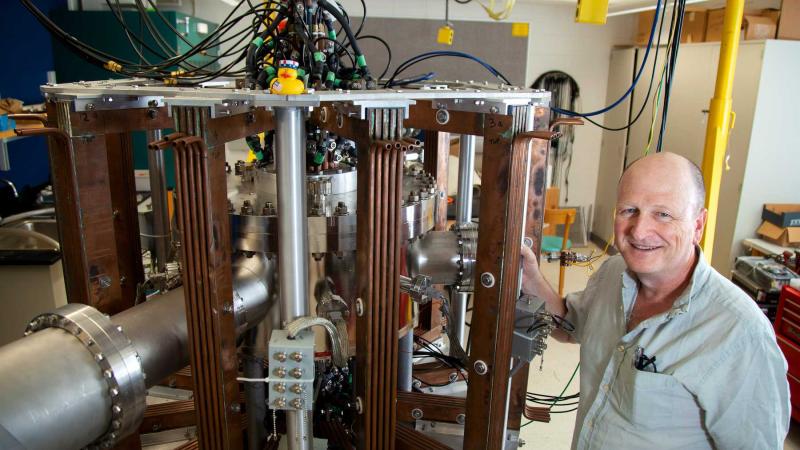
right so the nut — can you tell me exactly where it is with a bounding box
[474,360,488,375]
[480,272,495,288]
[411,408,423,419]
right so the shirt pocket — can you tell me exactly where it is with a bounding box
[613,363,682,429]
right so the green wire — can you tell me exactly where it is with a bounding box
[521,362,580,428]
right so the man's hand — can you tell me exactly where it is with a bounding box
[520,243,544,296]
[519,242,568,325]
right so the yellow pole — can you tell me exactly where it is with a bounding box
[700,0,745,260]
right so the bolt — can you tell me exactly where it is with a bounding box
[147,108,158,119]
[290,398,304,409]
[112,209,120,218]
[230,402,242,413]
[274,367,287,378]
[456,413,466,425]
[407,191,419,203]
[519,438,527,447]
[412,380,422,389]
[119,276,126,286]
[290,352,304,362]
[355,298,364,317]
[411,408,423,419]
[290,384,304,394]
[263,201,276,216]
[273,352,287,362]
[112,404,122,414]
[223,303,234,314]
[290,367,304,379]
[355,397,363,414]
[273,397,287,408]
[274,383,287,393]
[490,106,499,114]
[241,200,254,216]
[334,201,348,216]
[480,272,495,288]
[474,360,488,375]
[449,372,458,382]
[435,109,450,125]
[87,103,95,111]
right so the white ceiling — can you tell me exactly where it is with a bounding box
[515,0,781,15]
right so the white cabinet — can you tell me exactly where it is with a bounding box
[593,40,800,275]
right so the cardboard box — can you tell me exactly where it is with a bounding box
[758,221,800,247]
[706,8,779,41]
[778,0,800,40]
[763,204,800,228]
[636,9,707,45]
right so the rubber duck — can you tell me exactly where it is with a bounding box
[269,60,305,95]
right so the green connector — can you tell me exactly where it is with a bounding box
[264,66,277,76]
[313,52,326,62]
[252,36,264,48]
[356,54,367,68]
[297,68,307,77]
[326,71,336,82]
[313,151,325,165]
[328,30,336,40]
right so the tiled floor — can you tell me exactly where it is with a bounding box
[522,244,800,450]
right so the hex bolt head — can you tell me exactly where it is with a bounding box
[474,360,488,375]
[273,352,288,362]
[411,408,423,419]
[480,272,495,288]
[355,298,364,317]
[435,109,450,125]
[274,367,287,378]
[274,383,286,393]
[290,352,304,362]
[290,367,304,379]
[456,413,466,425]
[290,384,304,394]
[230,402,242,413]
[274,397,287,408]
[290,398,305,409]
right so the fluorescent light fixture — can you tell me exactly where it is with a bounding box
[219,0,239,6]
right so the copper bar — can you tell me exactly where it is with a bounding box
[205,107,275,147]
[70,107,172,134]
[171,108,240,449]
[463,116,530,449]
[406,101,484,136]
[395,422,452,450]
[105,131,145,307]
[396,392,465,423]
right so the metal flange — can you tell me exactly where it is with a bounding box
[25,304,147,448]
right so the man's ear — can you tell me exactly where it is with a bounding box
[694,208,708,244]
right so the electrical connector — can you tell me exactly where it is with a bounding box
[436,25,455,45]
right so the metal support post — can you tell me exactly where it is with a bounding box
[452,134,476,345]
[398,331,414,392]
[275,106,313,450]
[146,129,170,273]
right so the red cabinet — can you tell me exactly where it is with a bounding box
[775,286,800,421]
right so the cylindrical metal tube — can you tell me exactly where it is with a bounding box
[0,267,273,449]
[274,106,313,450]
[406,231,463,285]
[454,134,476,345]
[0,328,111,450]
[114,288,189,385]
[398,331,414,392]
[146,129,170,273]
[456,134,476,225]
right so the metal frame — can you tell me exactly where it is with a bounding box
[39,80,551,450]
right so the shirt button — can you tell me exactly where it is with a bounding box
[602,384,610,393]
[617,345,625,352]
[587,419,594,429]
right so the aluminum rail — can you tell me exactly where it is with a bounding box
[0,259,274,450]
[274,106,313,450]
[145,128,171,273]
[453,134,477,345]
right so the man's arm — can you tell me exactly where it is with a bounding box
[520,245,572,342]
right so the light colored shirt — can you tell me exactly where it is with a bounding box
[564,250,790,450]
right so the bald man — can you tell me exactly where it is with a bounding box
[521,153,790,449]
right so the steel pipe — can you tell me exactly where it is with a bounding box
[274,106,313,450]
[146,129,170,273]
[453,135,477,345]
[0,265,274,449]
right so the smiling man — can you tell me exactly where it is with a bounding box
[521,152,790,449]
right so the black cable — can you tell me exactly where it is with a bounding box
[657,0,686,152]
[356,35,391,80]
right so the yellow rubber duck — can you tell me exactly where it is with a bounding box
[269,60,305,95]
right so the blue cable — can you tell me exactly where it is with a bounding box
[387,71,436,87]
[553,0,663,117]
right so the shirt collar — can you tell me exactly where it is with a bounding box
[621,246,710,324]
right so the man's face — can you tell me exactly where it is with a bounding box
[613,160,707,280]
